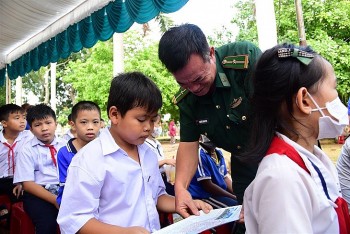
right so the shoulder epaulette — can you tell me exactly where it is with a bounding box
[172,88,189,104]
[222,54,249,69]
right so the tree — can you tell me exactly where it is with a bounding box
[233,0,350,103]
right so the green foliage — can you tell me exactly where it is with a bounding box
[234,0,350,103]
[0,86,5,106]
[62,41,113,121]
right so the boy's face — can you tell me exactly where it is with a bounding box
[72,110,101,143]
[1,111,26,133]
[109,106,158,146]
[30,116,57,144]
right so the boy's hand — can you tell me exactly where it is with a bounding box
[13,184,23,198]
[238,204,244,223]
[193,199,212,214]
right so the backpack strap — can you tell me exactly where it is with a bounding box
[266,136,350,234]
[266,136,310,174]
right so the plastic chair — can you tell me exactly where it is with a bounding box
[9,202,35,234]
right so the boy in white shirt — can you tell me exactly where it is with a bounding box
[0,104,32,224]
[57,72,211,234]
[14,103,66,234]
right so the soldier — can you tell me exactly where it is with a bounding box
[158,23,262,227]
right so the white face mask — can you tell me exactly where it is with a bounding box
[151,126,162,138]
[308,94,349,140]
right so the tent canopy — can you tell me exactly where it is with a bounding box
[0,0,188,86]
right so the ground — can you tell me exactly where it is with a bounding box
[161,138,345,169]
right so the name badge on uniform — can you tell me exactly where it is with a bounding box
[196,119,209,125]
[230,97,242,109]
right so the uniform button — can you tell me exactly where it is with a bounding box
[227,115,229,118]
[226,126,230,130]
[242,116,247,121]
[237,145,241,149]
[216,105,220,109]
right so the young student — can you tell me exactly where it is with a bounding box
[21,103,32,130]
[56,101,101,205]
[168,119,176,144]
[242,43,350,233]
[57,72,211,234]
[145,114,176,196]
[61,113,77,141]
[336,102,350,212]
[0,104,32,222]
[13,103,66,234]
[188,135,237,209]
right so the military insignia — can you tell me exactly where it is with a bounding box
[218,73,230,87]
[196,119,209,125]
[172,88,189,104]
[230,97,242,109]
[222,55,249,69]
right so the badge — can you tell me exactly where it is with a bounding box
[230,97,242,109]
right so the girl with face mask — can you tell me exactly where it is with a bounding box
[145,114,176,196]
[240,43,350,234]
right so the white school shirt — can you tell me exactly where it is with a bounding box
[57,128,166,234]
[13,136,66,185]
[145,137,166,173]
[244,133,341,234]
[0,130,33,178]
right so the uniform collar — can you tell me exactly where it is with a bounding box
[67,138,78,154]
[214,50,231,88]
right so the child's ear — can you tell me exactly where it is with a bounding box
[108,106,119,124]
[1,120,7,128]
[295,87,313,115]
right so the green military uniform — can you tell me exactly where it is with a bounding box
[174,41,262,204]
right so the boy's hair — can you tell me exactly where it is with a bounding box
[158,23,210,73]
[107,72,162,117]
[71,101,101,122]
[26,103,56,127]
[0,104,24,122]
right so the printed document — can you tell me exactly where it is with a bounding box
[153,205,242,234]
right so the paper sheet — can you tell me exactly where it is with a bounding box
[153,205,242,234]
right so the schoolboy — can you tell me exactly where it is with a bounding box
[13,103,66,234]
[61,113,77,141]
[56,101,101,205]
[188,135,237,209]
[0,104,32,222]
[57,72,211,234]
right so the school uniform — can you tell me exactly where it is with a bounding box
[145,137,175,195]
[0,130,32,202]
[57,128,166,234]
[13,135,66,234]
[189,148,237,208]
[56,138,77,205]
[61,129,74,141]
[244,133,343,234]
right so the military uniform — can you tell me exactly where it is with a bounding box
[174,41,262,204]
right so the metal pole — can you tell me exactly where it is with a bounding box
[295,0,307,46]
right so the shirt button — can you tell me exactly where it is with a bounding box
[216,105,220,109]
[242,116,247,121]
[237,145,241,149]
[226,126,230,130]
[227,115,229,118]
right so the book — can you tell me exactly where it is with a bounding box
[153,205,242,234]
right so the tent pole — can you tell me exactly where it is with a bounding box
[5,74,11,104]
[15,76,22,106]
[295,0,307,46]
[50,63,57,113]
